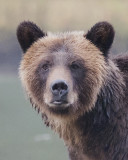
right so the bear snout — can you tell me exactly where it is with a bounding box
[50,80,69,105]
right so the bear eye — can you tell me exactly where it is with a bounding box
[42,63,51,71]
[70,62,80,70]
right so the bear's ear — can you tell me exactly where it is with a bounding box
[85,22,115,56]
[17,21,46,53]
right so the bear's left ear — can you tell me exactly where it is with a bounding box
[85,22,115,56]
[17,21,46,53]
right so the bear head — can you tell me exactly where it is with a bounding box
[17,21,114,120]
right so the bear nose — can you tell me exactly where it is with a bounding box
[51,80,68,97]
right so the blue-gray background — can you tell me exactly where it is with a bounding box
[0,0,128,159]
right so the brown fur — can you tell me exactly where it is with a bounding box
[17,21,128,160]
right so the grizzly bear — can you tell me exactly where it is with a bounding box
[17,21,128,160]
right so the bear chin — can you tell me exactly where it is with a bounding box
[48,105,70,115]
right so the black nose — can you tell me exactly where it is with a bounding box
[51,80,68,97]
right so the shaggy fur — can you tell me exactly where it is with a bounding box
[17,21,128,160]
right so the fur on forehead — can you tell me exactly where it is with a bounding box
[26,31,102,58]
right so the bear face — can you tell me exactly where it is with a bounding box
[18,22,114,120]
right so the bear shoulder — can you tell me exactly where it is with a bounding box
[113,54,128,73]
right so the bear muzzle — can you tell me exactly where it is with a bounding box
[50,80,69,106]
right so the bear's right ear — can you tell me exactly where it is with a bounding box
[17,21,46,53]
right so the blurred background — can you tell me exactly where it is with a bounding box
[0,0,128,160]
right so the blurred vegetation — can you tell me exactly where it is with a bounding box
[1,0,128,33]
[0,0,128,74]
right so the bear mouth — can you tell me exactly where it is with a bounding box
[49,99,70,108]
[48,100,70,114]
[51,100,68,106]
